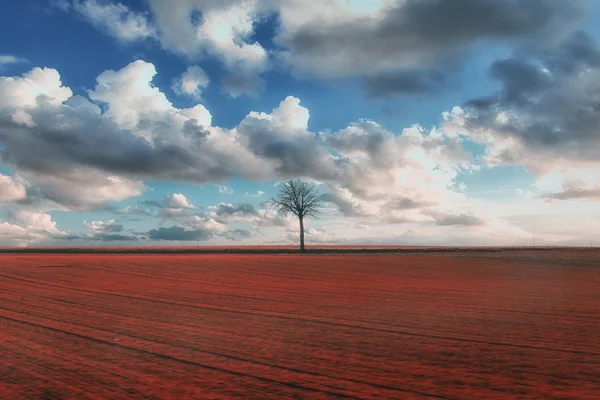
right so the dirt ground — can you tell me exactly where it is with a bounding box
[1,250,599,399]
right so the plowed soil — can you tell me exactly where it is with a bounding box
[1,250,599,399]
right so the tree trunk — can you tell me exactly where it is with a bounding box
[299,216,305,252]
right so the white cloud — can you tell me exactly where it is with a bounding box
[442,33,600,204]
[195,2,268,72]
[216,185,234,194]
[142,0,269,95]
[190,215,227,233]
[172,66,209,99]
[0,174,27,203]
[0,66,72,110]
[164,193,194,209]
[0,211,67,247]
[157,193,196,222]
[206,202,293,228]
[0,55,27,68]
[320,121,473,225]
[0,61,269,210]
[89,60,173,128]
[73,0,155,42]
[84,219,123,234]
[284,226,346,245]
[19,171,146,210]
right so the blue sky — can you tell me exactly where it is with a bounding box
[1,0,600,246]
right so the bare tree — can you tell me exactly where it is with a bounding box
[270,179,323,252]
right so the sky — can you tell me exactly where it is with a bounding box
[2,0,600,247]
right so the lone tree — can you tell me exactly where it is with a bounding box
[271,179,323,252]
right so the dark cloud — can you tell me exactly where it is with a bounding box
[94,233,139,242]
[325,120,392,160]
[319,192,357,217]
[364,69,447,97]
[460,30,600,168]
[486,58,553,103]
[213,203,258,218]
[287,0,581,60]
[55,231,139,242]
[222,229,252,241]
[148,226,215,241]
[205,202,292,228]
[283,0,582,96]
[98,223,123,233]
[0,114,194,178]
[114,205,153,216]
[541,188,600,202]
[429,212,485,226]
[0,81,267,211]
[222,68,266,98]
[182,119,211,140]
[386,197,435,211]
[545,30,600,73]
[141,200,162,208]
[237,110,337,180]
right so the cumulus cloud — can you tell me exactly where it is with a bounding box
[0,66,72,110]
[89,60,175,128]
[444,30,600,201]
[319,119,474,225]
[164,193,194,209]
[145,0,269,95]
[84,219,124,234]
[236,96,337,179]
[0,174,27,203]
[0,59,492,243]
[206,202,293,227]
[0,211,68,247]
[0,60,469,215]
[72,0,156,42]
[80,218,139,242]
[172,66,209,99]
[0,61,270,209]
[158,193,196,222]
[22,172,145,210]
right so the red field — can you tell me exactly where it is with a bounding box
[1,250,599,399]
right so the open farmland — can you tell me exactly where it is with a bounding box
[1,250,599,399]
